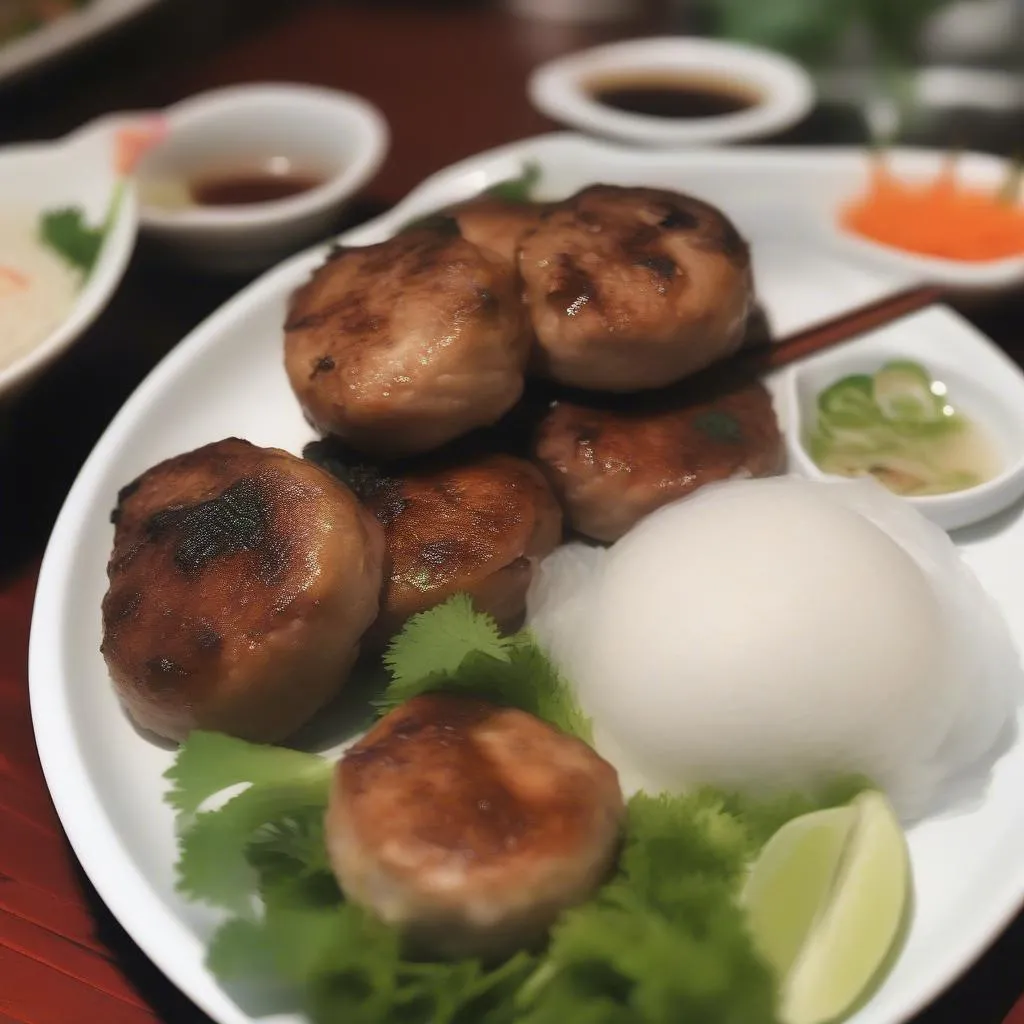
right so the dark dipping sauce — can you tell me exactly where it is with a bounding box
[588,73,760,119]
[190,170,323,207]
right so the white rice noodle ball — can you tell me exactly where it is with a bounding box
[526,476,1021,821]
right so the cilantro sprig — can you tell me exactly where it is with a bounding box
[39,179,126,276]
[376,594,592,743]
[165,595,868,1023]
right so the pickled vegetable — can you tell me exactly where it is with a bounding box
[806,361,1000,497]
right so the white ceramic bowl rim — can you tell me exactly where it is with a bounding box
[137,82,389,233]
[0,114,138,395]
[528,37,815,146]
[785,344,1024,531]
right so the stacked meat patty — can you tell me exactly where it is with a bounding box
[100,180,783,747]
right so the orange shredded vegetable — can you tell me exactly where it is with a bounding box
[841,159,1024,263]
[0,265,29,295]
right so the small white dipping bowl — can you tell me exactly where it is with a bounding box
[783,309,1024,531]
[528,37,815,147]
[136,83,389,273]
[0,114,137,399]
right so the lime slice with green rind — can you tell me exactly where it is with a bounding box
[741,790,911,1024]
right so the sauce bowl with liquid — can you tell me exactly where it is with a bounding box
[528,37,814,147]
[783,311,1024,531]
[135,83,388,273]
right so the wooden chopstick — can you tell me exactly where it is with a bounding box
[743,284,947,374]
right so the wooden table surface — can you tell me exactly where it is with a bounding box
[1,2,1024,1022]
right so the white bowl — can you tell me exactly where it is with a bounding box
[0,114,138,398]
[136,83,389,273]
[783,307,1024,532]
[528,37,815,147]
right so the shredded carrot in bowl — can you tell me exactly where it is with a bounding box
[840,160,1024,264]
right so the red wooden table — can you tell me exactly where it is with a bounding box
[1,2,1023,1022]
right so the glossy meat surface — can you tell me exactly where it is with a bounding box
[450,197,547,267]
[519,184,753,391]
[100,438,385,742]
[534,373,784,542]
[285,225,530,458]
[326,694,624,960]
[363,452,563,639]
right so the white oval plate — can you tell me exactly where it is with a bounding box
[29,132,1024,1024]
[0,113,139,396]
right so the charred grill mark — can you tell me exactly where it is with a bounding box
[104,588,142,626]
[143,475,284,580]
[547,253,597,317]
[368,480,408,526]
[633,254,677,280]
[194,623,223,651]
[310,355,335,378]
[111,477,142,524]
[658,205,700,231]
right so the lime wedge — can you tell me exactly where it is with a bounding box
[741,791,910,1024]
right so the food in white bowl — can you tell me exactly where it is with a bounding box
[528,37,815,147]
[135,83,389,274]
[527,476,1021,821]
[0,207,82,370]
[0,114,144,395]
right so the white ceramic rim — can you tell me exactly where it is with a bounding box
[528,37,816,146]
[0,114,138,395]
[784,350,1024,532]
[26,131,1024,1024]
[138,83,390,234]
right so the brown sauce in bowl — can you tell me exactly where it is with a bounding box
[190,170,324,207]
[587,73,760,119]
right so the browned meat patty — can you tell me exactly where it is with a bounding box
[533,373,784,542]
[284,225,530,458]
[519,185,754,391]
[360,452,563,641]
[449,197,548,267]
[100,438,385,743]
[326,694,624,961]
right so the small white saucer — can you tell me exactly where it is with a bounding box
[135,83,389,274]
[783,306,1024,532]
[528,37,815,147]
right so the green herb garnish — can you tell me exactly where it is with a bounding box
[166,595,869,1023]
[376,594,592,743]
[39,179,125,276]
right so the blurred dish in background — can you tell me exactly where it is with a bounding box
[0,0,161,85]
[529,37,815,146]
[134,83,389,274]
[0,114,143,397]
